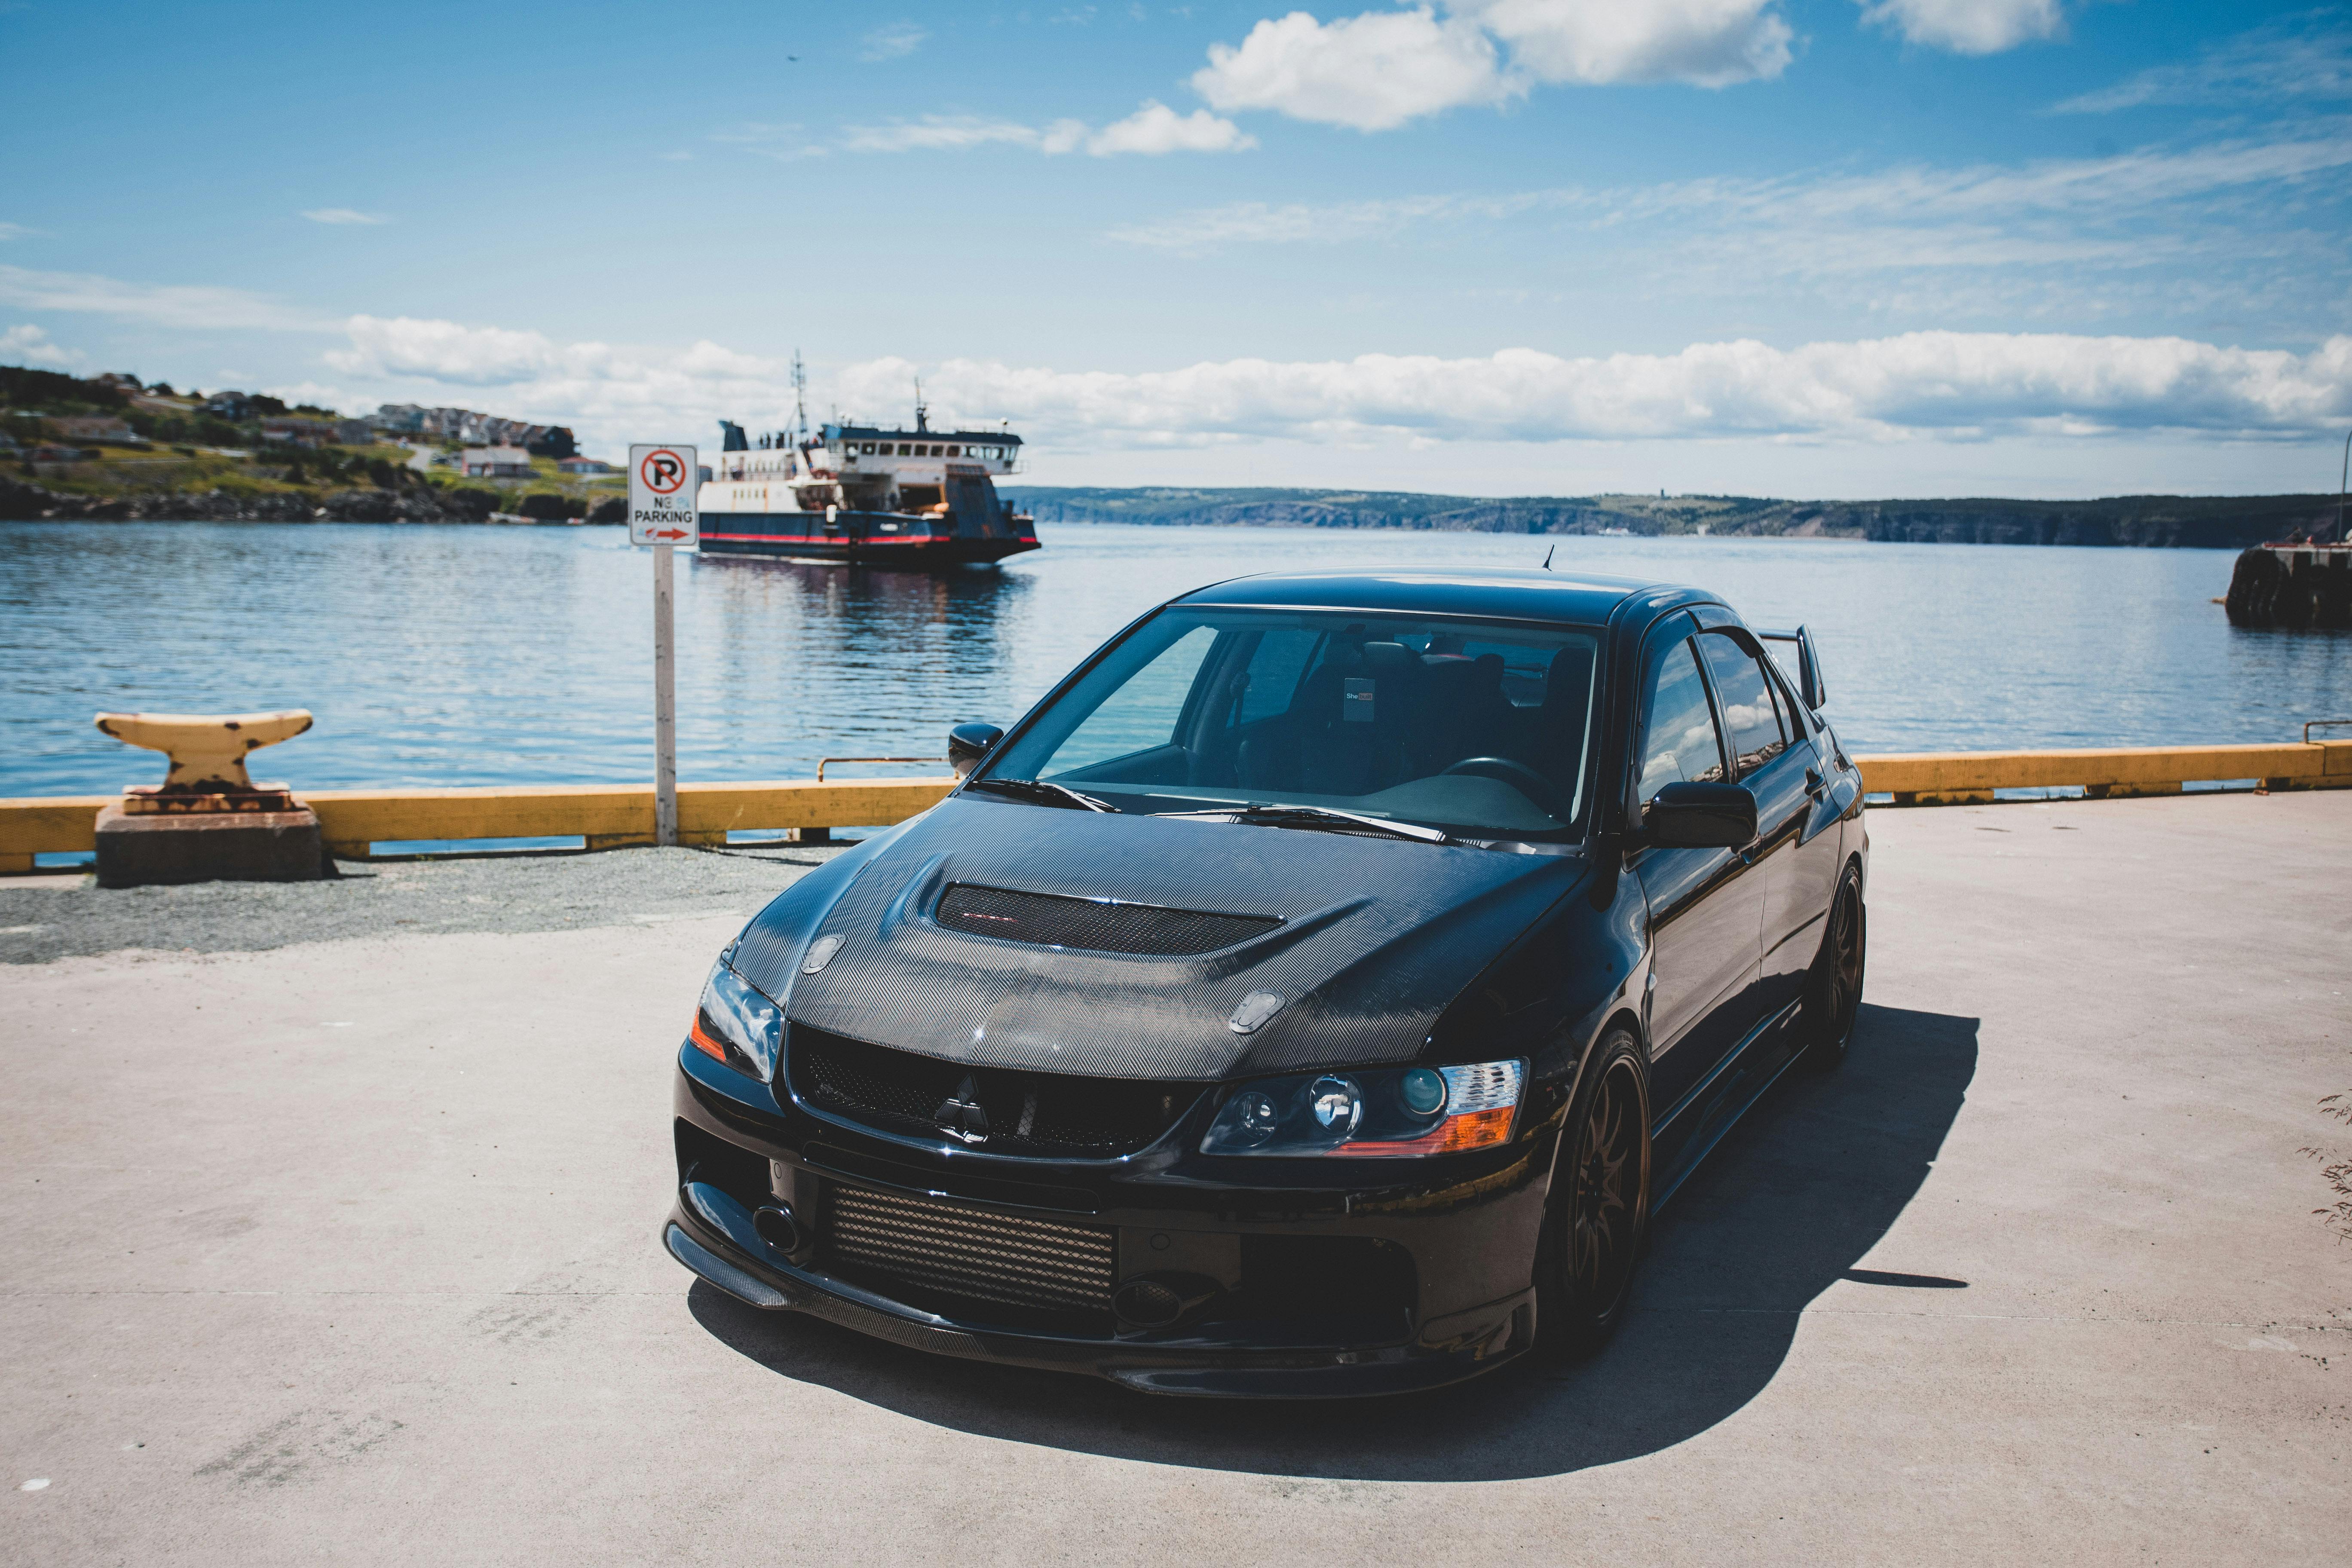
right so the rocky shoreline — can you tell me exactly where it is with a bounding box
[1006,487,2346,549]
[0,477,623,524]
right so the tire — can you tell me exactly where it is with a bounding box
[1534,1030,1651,1361]
[1803,862,1867,1070]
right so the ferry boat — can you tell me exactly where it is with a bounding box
[695,389,1038,568]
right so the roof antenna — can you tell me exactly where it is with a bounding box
[1540,544,1555,570]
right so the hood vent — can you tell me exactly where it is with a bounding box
[934,882,1280,956]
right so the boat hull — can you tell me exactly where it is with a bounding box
[697,511,1039,570]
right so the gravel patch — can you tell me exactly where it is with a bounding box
[0,844,845,964]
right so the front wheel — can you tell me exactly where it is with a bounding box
[1804,863,1866,1069]
[1534,1030,1651,1361]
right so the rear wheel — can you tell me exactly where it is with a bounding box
[1804,863,1866,1069]
[1535,1031,1651,1360]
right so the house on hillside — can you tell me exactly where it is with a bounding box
[556,456,616,476]
[202,392,252,421]
[260,417,336,448]
[43,414,141,445]
[460,445,534,478]
[371,403,427,434]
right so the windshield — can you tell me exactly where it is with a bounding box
[979,607,1603,840]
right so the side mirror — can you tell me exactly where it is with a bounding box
[1643,781,1757,849]
[1796,627,1827,710]
[948,722,1003,778]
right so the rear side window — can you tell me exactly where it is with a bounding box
[1697,632,1789,775]
[1637,640,1724,801]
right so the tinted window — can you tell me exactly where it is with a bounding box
[1237,628,1323,725]
[1036,625,1220,775]
[1697,632,1788,775]
[982,609,1603,838]
[1637,640,1724,801]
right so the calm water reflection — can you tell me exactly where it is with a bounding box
[1,521,2345,795]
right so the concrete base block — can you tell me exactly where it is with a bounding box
[93,803,328,888]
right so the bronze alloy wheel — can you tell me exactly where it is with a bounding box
[1806,864,1867,1069]
[1537,1032,1651,1359]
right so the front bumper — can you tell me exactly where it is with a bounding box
[663,1045,1553,1398]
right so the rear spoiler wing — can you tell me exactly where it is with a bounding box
[1755,625,1827,711]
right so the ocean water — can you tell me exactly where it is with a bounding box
[1,521,2345,799]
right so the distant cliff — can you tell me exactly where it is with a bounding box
[1003,487,2344,549]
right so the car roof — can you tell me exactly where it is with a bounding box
[1171,565,1719,626]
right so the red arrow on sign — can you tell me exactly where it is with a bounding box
[646,527,692,540]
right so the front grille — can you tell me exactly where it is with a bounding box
[788,1025,1203,1159]
[824,1186,1115,1324]
[934,882,1280,956]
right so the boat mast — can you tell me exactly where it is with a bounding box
[914,376,928,435]
[791,350,812,450]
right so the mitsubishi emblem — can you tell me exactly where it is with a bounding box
[936,1074,991,1144]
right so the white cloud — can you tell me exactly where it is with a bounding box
[0,264,331,331]
[1858,0,2064,57]
[2052,17,2352,113]
[1191,2,1790,131]
[1083,102,1258,154]
[711,122,830,160]
[1109,129,2352,266]
[860,21,928,61]
[2,323,78,367]
[850,334,2352,445]
[1194,8,1512,131]
[0,222,45,241]
[315,313,2352,454]
[302,207,390,226]
[263,380,350,410]
[842,106,1253,156]
[1463,0,1792,88]
[328,315,579,385]
[844,116,1055,152]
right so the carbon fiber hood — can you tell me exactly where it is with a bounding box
[729,795,1588,1081]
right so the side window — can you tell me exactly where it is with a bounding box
[1697,632,1789,775]
[1237,629,1323,725]
[1036,625,1219,776]
[1637,640,1724,802]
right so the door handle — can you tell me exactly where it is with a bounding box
[1805,767,1827,800]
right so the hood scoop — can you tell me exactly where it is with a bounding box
[934,882,1281,957]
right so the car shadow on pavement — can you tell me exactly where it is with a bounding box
[688,1002,1978,1482]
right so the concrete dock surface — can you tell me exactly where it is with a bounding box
[3,792,2348,1565]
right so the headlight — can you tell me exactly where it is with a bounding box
[687,962,782,1081]
[1200,1059,1525,1157]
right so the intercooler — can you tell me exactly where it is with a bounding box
[823,1186,1117,1322]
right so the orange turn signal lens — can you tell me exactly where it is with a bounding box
[1329,1106,1515,1158]
[689,1014,729,1063]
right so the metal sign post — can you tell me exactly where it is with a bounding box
[628,444,699,847]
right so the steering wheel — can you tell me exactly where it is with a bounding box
[1438,756,1565,819]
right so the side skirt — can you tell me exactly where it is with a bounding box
[1649,995,1807,1213]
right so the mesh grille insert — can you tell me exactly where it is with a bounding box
[788,1026,1204,1159]
[825,1186,1115,1323]
[935,883,1280,956]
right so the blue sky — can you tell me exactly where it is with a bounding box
[4,0,2349,496]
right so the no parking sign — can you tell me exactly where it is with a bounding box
[628,444,699,547]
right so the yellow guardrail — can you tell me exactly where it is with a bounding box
[0,776,959,875]
[3,742,2348,873]
[1858,740,2352,805]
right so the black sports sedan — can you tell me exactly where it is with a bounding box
[664,567,1867,1396]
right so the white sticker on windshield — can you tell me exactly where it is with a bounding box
[1343,678,1375,722]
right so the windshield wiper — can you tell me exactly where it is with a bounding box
[964,777,1121,813]
[1159,802,1454,845]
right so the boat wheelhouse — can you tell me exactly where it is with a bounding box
[695,407,1038,568]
